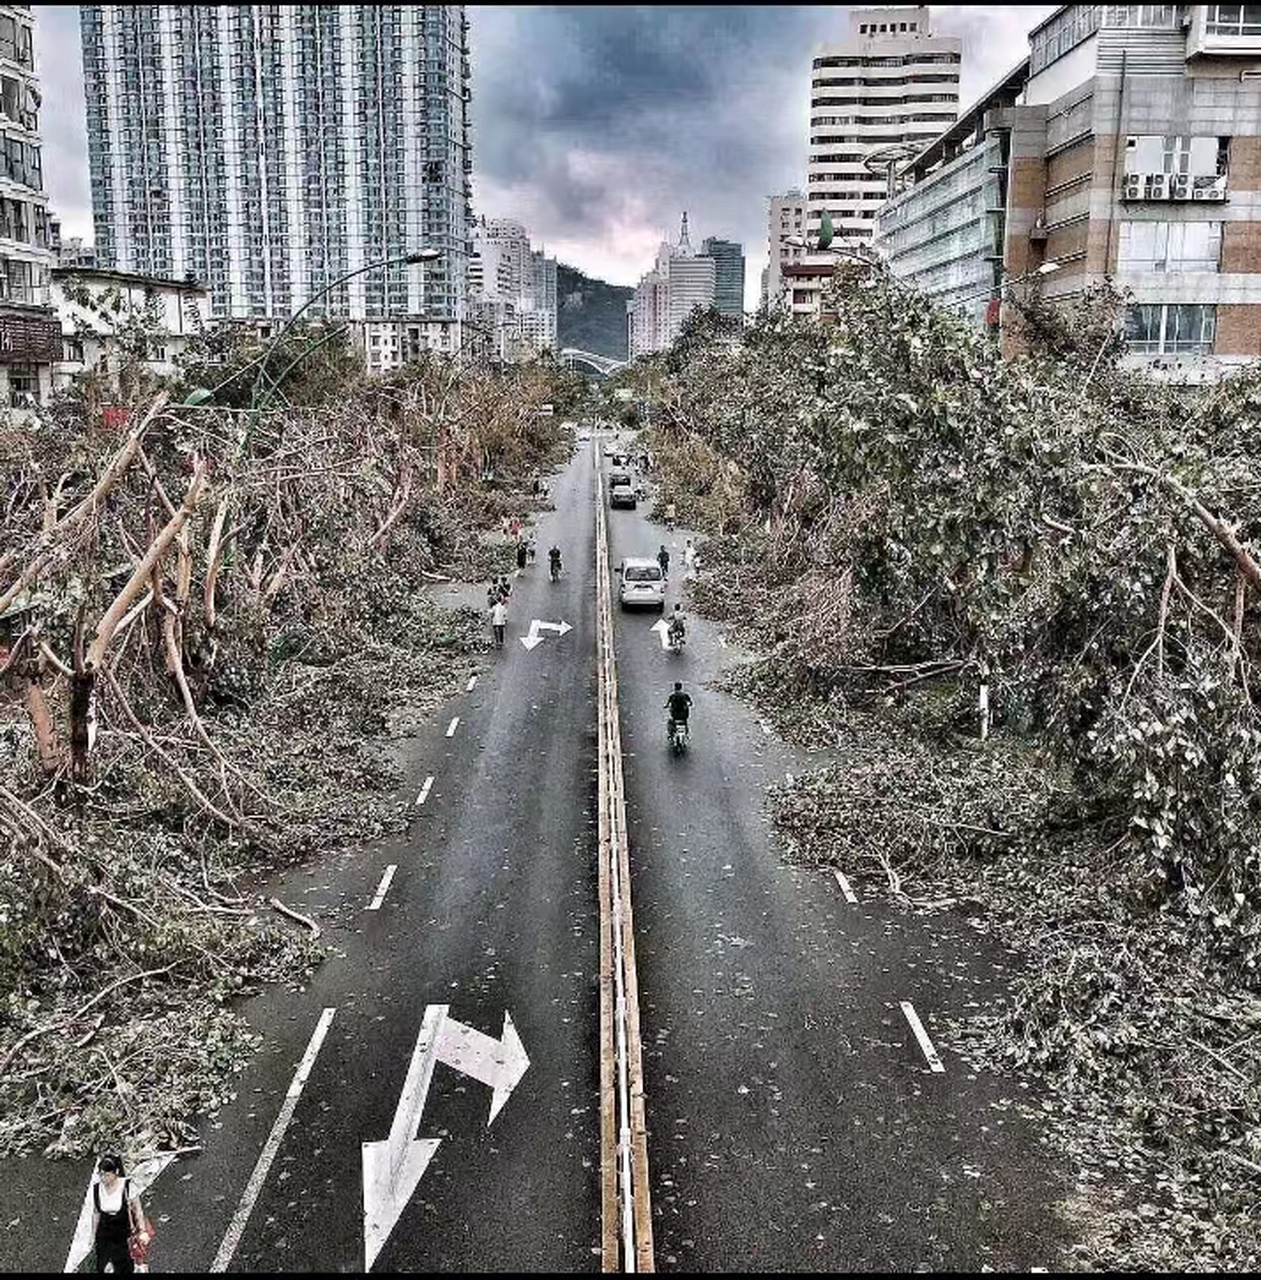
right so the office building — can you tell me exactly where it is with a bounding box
[700,236,746,317]
[628,213,716,356]
[79,5,472,327]
[808,6,960,247]
[0,4,58,409]
[875,4,1261,379]
[465,215,558,363]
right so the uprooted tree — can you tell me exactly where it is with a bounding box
[0,346,583,1156]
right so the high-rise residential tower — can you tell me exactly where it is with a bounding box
[700,237,746,317]
[808,6,960,245]
[79,5,472,325]
[0,4,58,407]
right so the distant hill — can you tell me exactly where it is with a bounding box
[557,263,632,362]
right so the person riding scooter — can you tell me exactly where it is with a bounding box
[667,604,686,650]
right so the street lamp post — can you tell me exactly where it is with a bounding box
[249,248,441,412]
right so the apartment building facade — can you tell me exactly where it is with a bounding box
[628,214,716,356]
[808,6,960,247]
[80,5,472,327]
[877,4,1261,379]
[762,189,808,310]
[0,4,58,408]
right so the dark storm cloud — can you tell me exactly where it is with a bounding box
[468,5,1053,299]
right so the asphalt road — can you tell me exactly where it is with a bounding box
[8,435,1072,1273]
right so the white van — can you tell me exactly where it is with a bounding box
[618,557,665,610]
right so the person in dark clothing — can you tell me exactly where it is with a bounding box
[665,681,692,727]
[516,540,528,571]
[92,1153,149,1274]
[657,544,670,581]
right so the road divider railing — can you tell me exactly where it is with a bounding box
[595,464,655,1273]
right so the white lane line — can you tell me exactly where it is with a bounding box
[900,1001,946,1073]
[466,675,478,692]
[416,775,434,806]
[210,1007,336,1272]
[445,716,460,738]
[367,864,398,911]
[832,868,858,904]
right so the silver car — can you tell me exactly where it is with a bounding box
[618,557,666,610]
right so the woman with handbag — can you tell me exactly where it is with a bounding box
[92,1153,152,1273]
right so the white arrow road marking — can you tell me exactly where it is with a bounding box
[832,868,858,904]
[367,864,398,911]
[362,1006,530,1271]
[211,1008,336,1272]
[520,619,572,650]
[416,775,434,806]
[434,1011,530,1126]
[64,1153,177,1273]
[649,618,672,650]
[900,1001,946,1073]
[445,716,459,737]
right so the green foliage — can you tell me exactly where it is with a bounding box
[557,262,633,360]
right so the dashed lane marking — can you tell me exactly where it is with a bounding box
[367,864,398,911]
[900,1000,946,1073]
[832,868,858,904]
[210,1007,336,1271]
[416,775,434,806]
[446,716,460,738]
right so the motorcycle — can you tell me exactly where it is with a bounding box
[667,620,686,652]
[667,717,689,755]
[549,558,562,582]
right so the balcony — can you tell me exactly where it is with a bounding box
[1121,172,1228,202]
[1186,5,1261,57]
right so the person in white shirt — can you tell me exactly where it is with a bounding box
[683,539,697,577]
[92,1152,150,1274]
[490,599,508,648]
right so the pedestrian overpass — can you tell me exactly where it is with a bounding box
[560,348,629,377]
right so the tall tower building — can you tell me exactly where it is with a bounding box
[808,6,960,245]
[79,5,472,324]
[0,4,58,407]
[700,236,746,317]
[666,212,716,337]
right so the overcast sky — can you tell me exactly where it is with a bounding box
[34,5,1055,309]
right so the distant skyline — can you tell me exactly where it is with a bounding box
[34,5,1055,310]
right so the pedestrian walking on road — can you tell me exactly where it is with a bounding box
[491,598,507,649]
[487,580,500,610]
[92,1153,152,1275]
[527,535,536,564]
[516,540,528,571]
[510,516,523,541]
[657,544,670,582]
[664,500,676,532]
[684,539,697,578]
[498,575,512,602]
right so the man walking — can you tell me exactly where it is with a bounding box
[490,597,508,649]
[683,539,697,578]
[657,543,670,582]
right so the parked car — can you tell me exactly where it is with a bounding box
[609,471,636,508]
[618,557,666,610]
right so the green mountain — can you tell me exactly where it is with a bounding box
[557,263,632,362]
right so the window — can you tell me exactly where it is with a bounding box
[1206,4,1261,34]
[1126,134,1230,179]
[1125,303,1216,355]
[1119,221,1221,273]
[8,364,37,405]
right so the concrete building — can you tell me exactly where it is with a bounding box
[876,4,1261,379]
[700,236,746,317]
[628,214,717,356]
[52,265,208,388]
[49,215,98,270]
[762,189,809,309]
[79,5,472,326]
[0,4,58,409]
[466,216,557,361]
[808,6,960,247]
[360,316,459,373]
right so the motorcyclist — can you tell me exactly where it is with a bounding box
[548,544,562,581]
[665,681,692,742]
[667,604,686,648]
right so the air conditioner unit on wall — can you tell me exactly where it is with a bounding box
[1146,173,1171,200]
[1171,173,1192,199]
[1122,176,1143,200]
[1203,186,1226,201]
